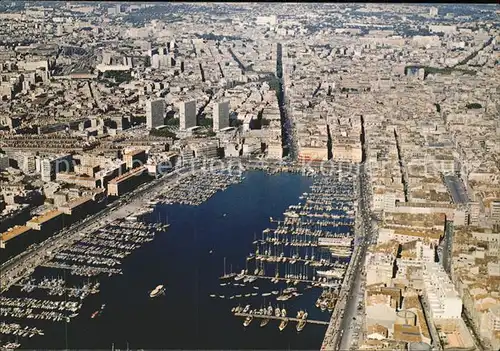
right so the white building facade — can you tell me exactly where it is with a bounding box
[422,262,462,319]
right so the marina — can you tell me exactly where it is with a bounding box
[1,169,358,349]
[0,323,44,338]
[203,167,358,334]
[0,216,169,349]
[14,277,100,298]
[157,170,245,206]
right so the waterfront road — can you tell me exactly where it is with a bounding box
[321,162,375,350]
[339,162,375,350]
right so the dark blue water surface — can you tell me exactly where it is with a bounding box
[19,171,336,350]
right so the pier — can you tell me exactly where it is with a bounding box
[234,312,329,326]
[240,274,340,287]
[158,170,244,206]
[40,262,122,276]
[252,254,347,268]
[14,283,99,295]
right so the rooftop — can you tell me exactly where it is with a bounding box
[1,225,32,242]
[27,209,63,225]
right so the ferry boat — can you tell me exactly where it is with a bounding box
[279,318,289,331]
[150,285,165,298]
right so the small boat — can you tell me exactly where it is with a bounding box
[276,294,291,301]
[243,305,250,313]
[279,318,289,331]
[246,276,257,283]
[296,319,306,332]
[320,302,327,312]
[210,294,216,298]
[219,295,225,299]
[150,285,165,298]
[262,292,272,297]
[271,290,279,295]
[281,308,287,318]
[220,283,227,286]
[243,316,253,327]
[91,310,99,319]
[260,318,270,327]
[275,307,281,317]
[234,270,245,281]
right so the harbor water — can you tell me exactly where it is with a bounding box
[14,171,345,349]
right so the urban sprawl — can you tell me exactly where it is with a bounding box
[0,2,499,351]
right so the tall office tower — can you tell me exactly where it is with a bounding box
[146,99,164,129]
[213,101,230,131]
[429,7,438,17]
[116,4,122,14]
[179,100,197,130]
